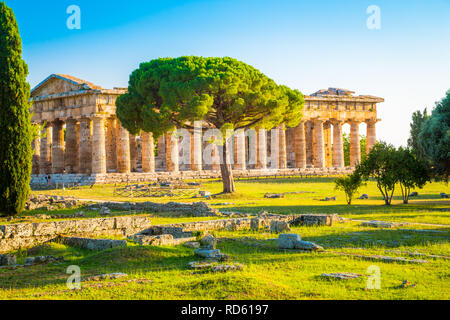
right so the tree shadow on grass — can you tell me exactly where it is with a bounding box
[222,202,450,216]
[0,245,196,290]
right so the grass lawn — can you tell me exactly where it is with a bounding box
[0,177,448,300]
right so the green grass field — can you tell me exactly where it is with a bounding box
[0,177,448,300]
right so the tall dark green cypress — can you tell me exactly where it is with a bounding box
[0,2,32,216]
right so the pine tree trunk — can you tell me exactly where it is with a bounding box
[220,138,236,193]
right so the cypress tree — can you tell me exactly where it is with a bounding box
[0,2,32,216]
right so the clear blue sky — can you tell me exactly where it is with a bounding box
[7,0,450,146]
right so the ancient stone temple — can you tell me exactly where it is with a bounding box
[29,75,384,185]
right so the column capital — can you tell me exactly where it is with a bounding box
[365,118,380,125]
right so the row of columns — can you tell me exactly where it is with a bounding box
[32,118,377,175]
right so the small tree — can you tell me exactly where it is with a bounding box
[407,109,428,160]
[418,90,450,181]
[0,2,33,216]
[395,147,429,204]
[335,173,363,205]
[356,142,398,205]
[116,57,304,193]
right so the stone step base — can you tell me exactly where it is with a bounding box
[31,168,354,186]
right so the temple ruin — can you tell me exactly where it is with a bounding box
[29,74,384,185]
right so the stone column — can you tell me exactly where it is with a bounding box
[91,117,107,174]
[332,121,345,168]
[191,126,202,171]
[305,122,314,167]
[211,141,220,171]
[313,120,325,168]
[116,123,131,173]
[52,120,65,174]
[39,125,52,174]
[32,136,40,174]
[278,125,287,169]
[294,122,306,168]
[129,134,138,172]
[256,129,267,169]
[234,129,246,170]
[166,132,179,172]
[350,121,361,166]
[65,119,78,174]
[79,118,92,174]
[366,120,377,154]
[324,122,332,168]
[142,131,155,173]
[106,118,118,172]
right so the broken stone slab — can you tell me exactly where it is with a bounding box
[270,220,291,233]
[0,254,17,266]
[24,255,64,265]
[277,234,302,249]
[184,241,201,249]
[321,272,362,280]
[264,193,284,199]
[86,273,128,282]
[194,248,222,259]
[211,263,245,273]
[194,248,229,261]
[59,237,127,251]
[361,220,402,228]
[188,261,214,270]
[129,234,173,246]
[294,240,324,252]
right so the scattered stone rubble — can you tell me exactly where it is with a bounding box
[24,255,64,265]
[25,195,84,211]
[86,273,128,282]
[0,254,16,266]
[189,234,244,273]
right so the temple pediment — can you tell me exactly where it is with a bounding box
[31,74,102,98]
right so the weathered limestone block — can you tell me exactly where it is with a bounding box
[129,234,174,246]
[270,220,291,233]
[292,214,339,227]
[200,234,216,249]
[277,234,302,249]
